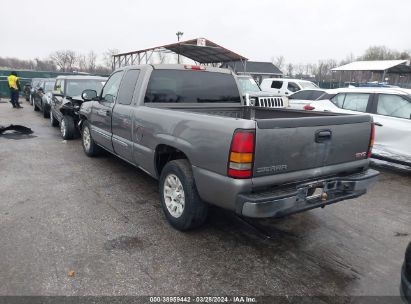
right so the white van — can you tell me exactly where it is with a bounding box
[260,78,319,96]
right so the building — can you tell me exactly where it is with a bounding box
[331,60,411,88]
[221,61,283,84]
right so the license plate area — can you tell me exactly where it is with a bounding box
[299,180,339,202]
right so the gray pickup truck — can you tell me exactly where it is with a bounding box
[79,64,379,231]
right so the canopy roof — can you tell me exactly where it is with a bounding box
[221,61,283,75]
[332,60,410,73]
[113,38,247,66]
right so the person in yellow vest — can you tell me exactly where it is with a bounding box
[8,71,22,108]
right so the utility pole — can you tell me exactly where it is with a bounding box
[176,31,183,64]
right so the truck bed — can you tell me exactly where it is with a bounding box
[168,105,372,178]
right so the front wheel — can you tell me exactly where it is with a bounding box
[50,111,58,127]
[33,99,39,111]
[43,105,50,118]
[60,115,78,140]
[81,121,101,157]
[159,159,208,231]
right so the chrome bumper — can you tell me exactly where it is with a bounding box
[238,169,379,218]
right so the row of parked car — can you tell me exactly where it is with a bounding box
[26,72,411,167]
[26,76,107,139]
[237,75,411,166]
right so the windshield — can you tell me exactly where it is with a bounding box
[66,79,105,97]
[299,81,319,89]
[44,81,55,92]
[238,77,261,93]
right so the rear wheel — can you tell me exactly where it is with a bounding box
[159,159,208,231]
[81,121,101,157]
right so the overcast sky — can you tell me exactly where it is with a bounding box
[1,0,410,65]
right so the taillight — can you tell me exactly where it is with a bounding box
[367,123,375,158]
[304,104,315,111]
[184,65,206,71]
[228,130,255,179]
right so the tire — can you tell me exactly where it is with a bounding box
[50,111,59,127]
[81,121,101,157]
[60,115,77,140]
[33,100,39,111]
[159,159,208,231]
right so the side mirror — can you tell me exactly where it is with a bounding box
[81,89,98,101]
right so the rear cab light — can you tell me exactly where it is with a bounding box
[228,130,255,179]
[367,122,375,158]
[184,65,206,71]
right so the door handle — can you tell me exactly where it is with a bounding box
[374,122,383,127]
[315,129,332,143]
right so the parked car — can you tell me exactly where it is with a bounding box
[260,78,319,96]
[288,89,326,110]
[29,78,43,105]
[401,241,411,303]
[78,64,378,231]
[32,78,55,118]
[49,76,106,139]
[306,88,411,165]
[236,75,288,108]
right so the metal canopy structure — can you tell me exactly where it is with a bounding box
[112,38,248,69]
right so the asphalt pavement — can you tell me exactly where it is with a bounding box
[0,100,410,300]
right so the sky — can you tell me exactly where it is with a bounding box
[0,0,410,65]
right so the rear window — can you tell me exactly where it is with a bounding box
[144,70,241,103]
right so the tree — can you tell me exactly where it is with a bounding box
[286,63,293,77]
[50,50,77,72]
[272,56,285,72]
[86,51,97,72]
[103,48,119,69]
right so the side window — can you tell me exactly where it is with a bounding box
[376,94,411,119]
[54,80,65,94]
[287,82,300,93]
[117,70,140,105]
[342,93,370,112]
[330,94,345,108]
[101,71,124,103]
[289,90,311,100]
[310,90,326,100]
[270,81,283,89]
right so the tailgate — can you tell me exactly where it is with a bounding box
[253,115,372,177]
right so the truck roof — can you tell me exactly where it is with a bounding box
[117,64,233,74]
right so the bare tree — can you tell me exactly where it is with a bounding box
[286,63,293,77]
[87,51,97,72]
[50,50,77,72]
[103,48,119,69]
[272,56,285,72]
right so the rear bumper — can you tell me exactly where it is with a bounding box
[237,169,379,218]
